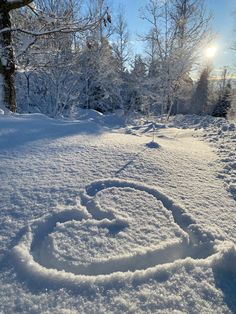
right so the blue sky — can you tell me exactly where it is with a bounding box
[112,0,236,73]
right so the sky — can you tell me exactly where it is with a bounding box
[112,0,236,76]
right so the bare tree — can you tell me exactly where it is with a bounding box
[112,8,130,73]
[141,0,211,119]
[87,0,113,44]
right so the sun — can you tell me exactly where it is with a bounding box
[205,46,217,59]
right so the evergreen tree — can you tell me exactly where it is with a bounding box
[212,82,232,118]
[78,37,122,113]
[192,67,210,114]
[131,55,147,78]
[124,55,147,113]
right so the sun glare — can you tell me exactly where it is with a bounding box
[205,46,217,59]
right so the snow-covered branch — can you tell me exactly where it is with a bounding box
[0,0,34,11]
[0,11,109,37]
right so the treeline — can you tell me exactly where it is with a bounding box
[12,0,235,119]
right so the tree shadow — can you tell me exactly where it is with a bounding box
[114,146,150,176]
[0,114,106,151]
[213,267,236,313]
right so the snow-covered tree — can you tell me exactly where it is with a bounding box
[212,82,232,118]
[141,0,211,118]
[0,0,109,113]
[192,67,210,114]
[125,55,146,113]
[0,0,34,112]
[228,91,236,120]
[14,0,83,116]
[131,55,147,79]
[78,36,122,113]
[145,29,160,79]
[112,9,130,74]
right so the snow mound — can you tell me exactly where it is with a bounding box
[74,109,126,128]
[169,114,236,202]
[11,178,235,288]
[124,120,166,137]
[169,114,227,130]
[212,242,236,274]
[76,109,104,121]
[0,104,11,115]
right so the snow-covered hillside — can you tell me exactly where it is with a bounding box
[0,112,236,313]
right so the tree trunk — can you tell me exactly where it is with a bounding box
[0,9,16,112]
[166,95,173,121]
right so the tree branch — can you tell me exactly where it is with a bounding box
[1,0,34,11]
[0,9,108,36]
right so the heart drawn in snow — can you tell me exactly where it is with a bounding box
[12,178,232,287]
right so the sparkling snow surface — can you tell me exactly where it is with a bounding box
[0,113,236,313]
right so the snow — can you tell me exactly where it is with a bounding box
[0,112,236,313]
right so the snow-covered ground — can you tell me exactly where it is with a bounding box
[0,112,236,313]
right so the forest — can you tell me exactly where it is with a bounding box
[0,0,235,120]
[1,1,236,313]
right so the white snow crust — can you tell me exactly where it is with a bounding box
[0,112,236,313]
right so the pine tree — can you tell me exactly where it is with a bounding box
[78,37,122,113]
[212,82,232,118]
[124,55,147,113]
[192,67,210,115]
[131,55,147,78]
